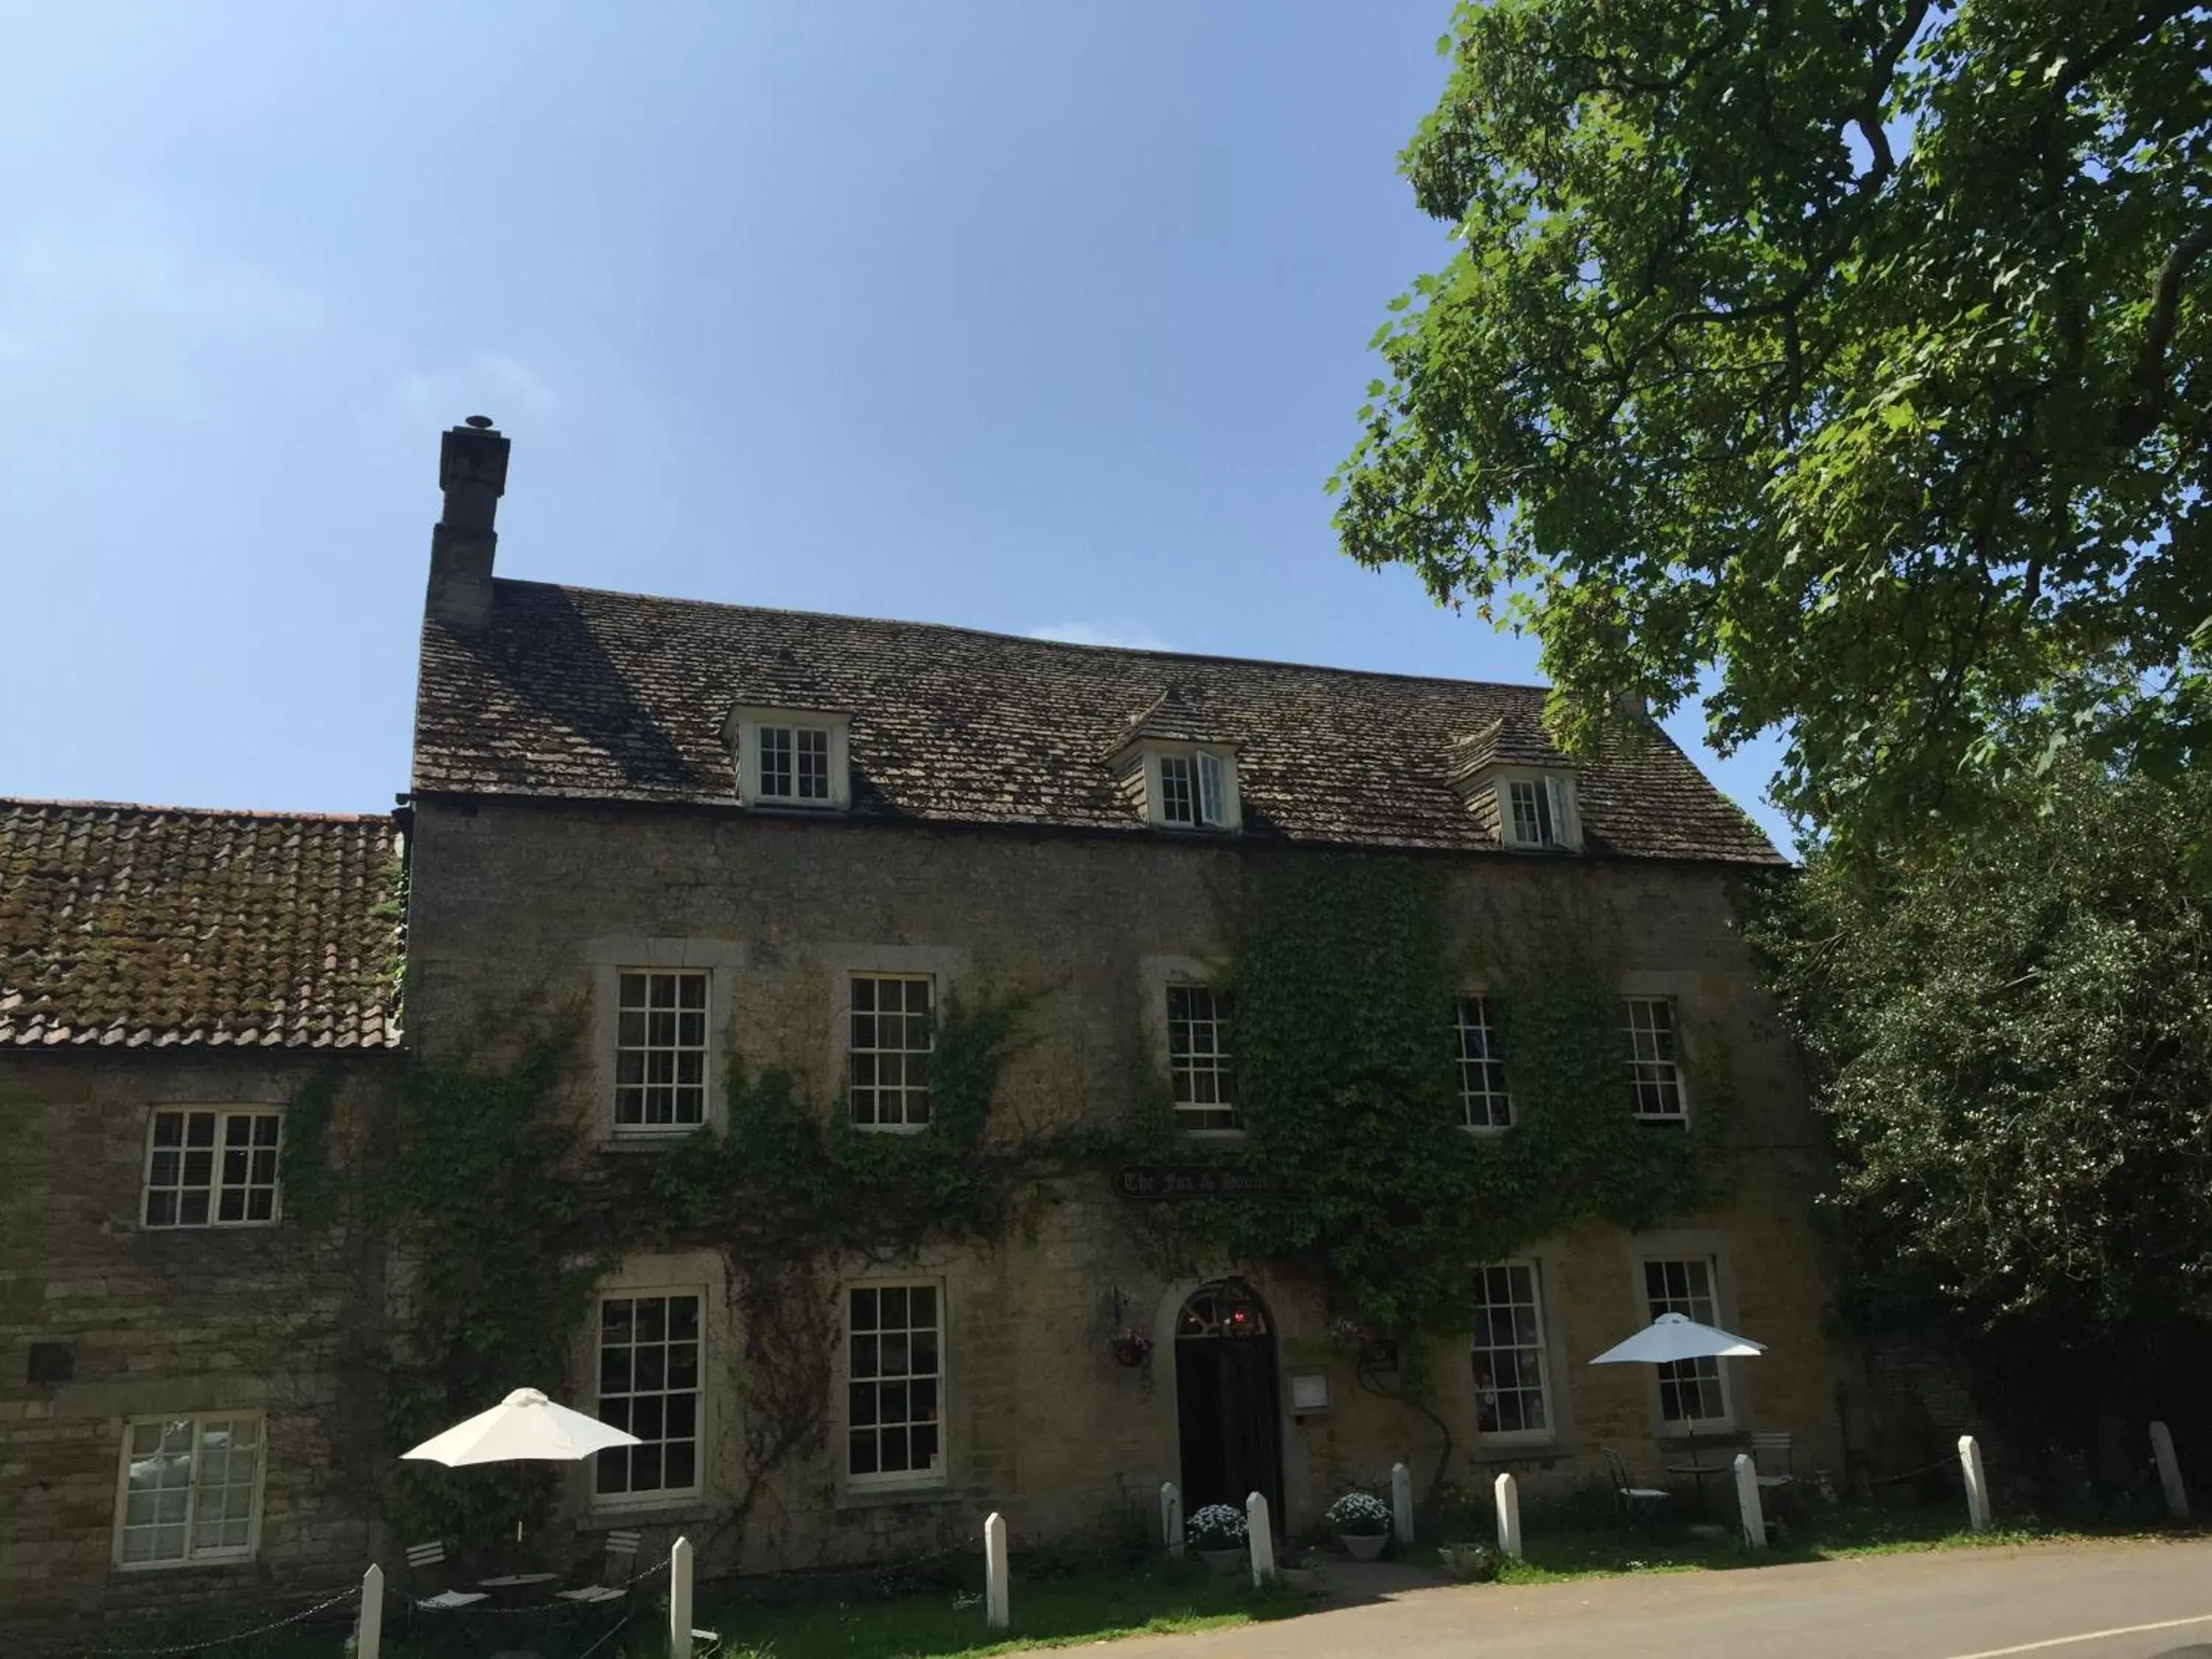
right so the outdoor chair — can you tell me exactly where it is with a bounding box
[1601,1446,1671,1530]
[403,1540,488,1611]
[557,1528,641,1607]
[1750,1432,1796,1492]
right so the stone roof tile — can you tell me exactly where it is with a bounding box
[411,580,1782,865]
[0,800,404,1049]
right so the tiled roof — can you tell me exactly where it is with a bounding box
[413,580,1783,864]
[1447,711,1566,785]
[0,801,404,1049]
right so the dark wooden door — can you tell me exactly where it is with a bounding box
[1175,1285,1283,1528]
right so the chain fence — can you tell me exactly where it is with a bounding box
[41,1587,358,1659]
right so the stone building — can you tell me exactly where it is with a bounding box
[0,415,1857,1634]
[0,801,401,1635]
[404,417,1854,1571]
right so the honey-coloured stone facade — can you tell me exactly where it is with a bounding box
[403,794,1857,1574]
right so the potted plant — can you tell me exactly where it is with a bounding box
[1326,1491,1393,1561]
[1107,1327,1153,1368]
[1187,1503,1248,1573]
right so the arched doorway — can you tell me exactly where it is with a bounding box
[1175,1279,1283,1524]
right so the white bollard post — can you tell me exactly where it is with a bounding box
[1161,1481,1184,1557]
[984,1512,1010,1630]
[669,1536,695,1659]
[1246,1492,1276,1585]
[1959,1435,1992,1533]
[1733,1453,1767,1551]
[355,1563,383,1659]
[1391,1461,1415,1545]
[2152,1422,2191,1523]
[1493,1472,1522,1559]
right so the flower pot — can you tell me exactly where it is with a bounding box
[1339,1531,1388,1562]
[1200,1545,1247,1575]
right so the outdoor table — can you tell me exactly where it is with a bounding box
[478,1571,562,1615]
[1664,1455,1731,1516]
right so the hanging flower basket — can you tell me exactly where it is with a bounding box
[1108,1328,1154,1368]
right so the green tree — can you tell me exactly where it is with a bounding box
[1335,0,2211,852]
[1747,762,2212,1444]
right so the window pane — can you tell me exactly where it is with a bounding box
[1471,1261,1548,1436]
[848,977,933,1129]
[613,972,710,1133]
[595,1292,701,1497]
[848,1281,942,1483]
[1166,986,1238,1130]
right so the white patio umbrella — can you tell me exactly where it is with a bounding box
[402,1387,640,1467]
[1588,1312,1765,1366]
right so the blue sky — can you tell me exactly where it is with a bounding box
[0,3,1792,850]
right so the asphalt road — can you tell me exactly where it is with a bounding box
[1008,1540,2212,1659]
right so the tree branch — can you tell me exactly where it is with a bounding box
[2119,222,2212,446]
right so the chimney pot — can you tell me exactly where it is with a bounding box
[425,417,510,630]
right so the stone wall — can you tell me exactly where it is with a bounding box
[406,795,1859,1568]
[0,1052,390,1639]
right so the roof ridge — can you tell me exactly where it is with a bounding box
[489,577,1561,698]
[0,797,394,824]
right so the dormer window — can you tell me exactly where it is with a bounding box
[1449,712,1582,854]
[1500,774,1578,852]
[1105,687,1242,832]
[1144,747,1239,831]
[726,705,852,810]
[760,723,831,802]
[1506,778,1568,849]
[1158,751,1231,829]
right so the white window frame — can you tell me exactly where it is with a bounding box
[1143,745,1240,831]
[725,705,853,810]
[847,973,936,1132]
[1166,983,1240,1134]
[1496,771,1579,851]
[844,1278,947,1490]
[1455,997,1512,1131]
[1624,996,1689,1124]
[141,1108,284,1229]
[1641,1256,1733,1427]
[592,1288,706,1508]
[111,1411,266,1569]
[1470,1261,1552,1445]
[613,968,712,1135]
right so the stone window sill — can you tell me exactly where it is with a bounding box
[836,1484,960,1514]
[580,1500,726,1532]
[1469,1438,1564,1464]
[597,1131,712,1155]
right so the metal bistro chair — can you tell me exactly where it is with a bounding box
[1750,1431,1796,1489]
[403,1539,488,1612]
[557,1528,641,1608]
[1602,1446,1671,1531]
[1750,1431,1799,1528]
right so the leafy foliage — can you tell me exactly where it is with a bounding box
[372,1032,604,1544]
[1747,761,2212,1430]
[1170,857,1719,1380]
[1335,0,2212,852]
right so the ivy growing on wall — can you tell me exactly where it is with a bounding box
[372,1029,605,1544]
[1150,854,1725,1383]
[289,854,1725,1546]
[290,996,1062,1549]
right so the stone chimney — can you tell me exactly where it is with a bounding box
[425,415,509,630]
